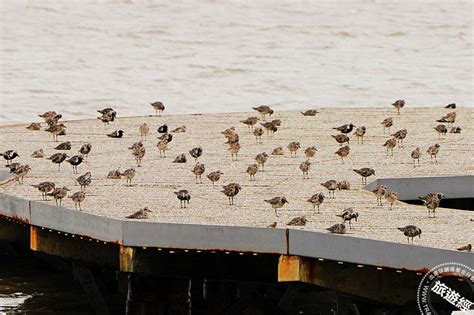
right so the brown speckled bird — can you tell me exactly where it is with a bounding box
[353,168,375,185]
[45,123,66,141]
[69,191,86,211]
[246,164,258,181]
[240,117,259,132]
[337,180,350,190]
[47,186,70,207]
[332,134,350,146]
[107,170,122,179]
[173,153,187,163]
[287,216,307,226]
[301,110,319,116]
[450,126,462,134]
[47,152,67,171]
[228,142,241,161]
[391,129,407,147]
[131,145,146,166]
[287,142,301,157]
[372,185,387,206]
[66,155,84,174]
[392,99,405,115]
[434,124,447,138]
[192,163,205,184]
[427,144,440,163]
[171,126,186,133]
[79,143,92,162]
[75,172,92,191]
[383,138,397,156]
[121,168,136,186]
[55,141,71,151]
[252,105,274,120]
[321,180,338,198]
[385,191,398,210]
[261,121,277,138]
[456,244,472,252]
[255,152,268,171]
[411,147,421,167]
[354,126,366,144]
[381,117,393,133]
[13,165,31,184]
[300,160,311,179]
[207,170,223,186]
[307,192,325,214]
[336,208,359,228]
[126,207,152,219]
[265,196,289,217]
[26,123,41,131]
[221,183,242,205]
[157,138,169,158]
[272,146,284,155]
[436,111,456,125]
[150,101,165,116]
[175,190,191,208]
[327,223,346,234]
[139,123,150,140]
[31,149,44,158]
[189,147,203,162]
[335,145,350,163]
[267,222,277,228]
[253,127,264,144]
[419,192,444,217]
[304,146,317,160]
[398,225,421,243]
[31,181,55,200]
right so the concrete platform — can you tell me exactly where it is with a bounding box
[0,107,473,271]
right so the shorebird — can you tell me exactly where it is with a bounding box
[222,127,237,140]
[437,111,456,125]
[221,183,242,205]
[307,193,325,214]
[385,191,398,210]
[189,147,203,162]
[392,99,405,115]
[333,123,355,134]
[419,192,444,217]
[26,123,41,131]
[45,114,62,127]
[228,142,241,161]
[252,105,274,120]
[326,223,346,234]
[246,164,258,181]
[383,138,397,156]
[31,182,55,200]
[121,168,136,186]
[304,146,317,160]
[55,141,71,150]
[267,222,277,228]
[192,163,205,184]
[261,121,277,138]
[175,190,191,208]
[434,124,447,138]
[173,153,187,163]
[381,117,393,133]
[321,180,338,198]
[450,127,461,134]
[97,108,115,115]
[126,207,152,219]
[107,130,124,138]
[158,124,168,134]
[287,142,301,157]
[38,111,57,122]
[253,127,264,143]
[158,133,173,143]
[171,126,186,133]
[445,103,456,109]
[157,138,169,158]
[130,145,145,166]
[31,149,44,158]
[139,123,150,140]
[45,123,66,141]
[47,152,67,171]
[337,181,350,190]
[301,110,319,116]
[336,208,358,228]
[1,150,19,165]
[13,165,31,184]
[391,129,407,147]
[75,172,92,191]
[300,160,311,179]
[353,168,375,185]
[79,143,92,162]
[97,110,116,126]
[335,145,350,163]
[456,244,472,252]
[240,117,259,132]
[372,185,387,206]
[207,170,223,186]
[287,216,307,226]
[398,225,421,243]
[411,148,421,167]
[255,152,268,171]
[69,191,86,211]
[331,134,350,146]
[150,101,165,116]
[272,146,284,155]
[427,144,440,163]
[6,163,22,174]
[354,126,366,144]
[265,197,289,217]
[47,187,70,207]
[66,155,84,174]
[107,170,122,179]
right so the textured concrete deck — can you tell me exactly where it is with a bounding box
[0,107,473,254]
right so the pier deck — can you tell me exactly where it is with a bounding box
[0,107,473,271]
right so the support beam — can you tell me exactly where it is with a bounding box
[278,255,419,305]
[0,217,29,244]
[73,262,111,315]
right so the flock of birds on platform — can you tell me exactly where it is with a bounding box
[0,100,471,251]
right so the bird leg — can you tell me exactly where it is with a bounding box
[274,208,279,217]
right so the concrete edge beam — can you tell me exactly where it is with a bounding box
[0,193,30,223]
